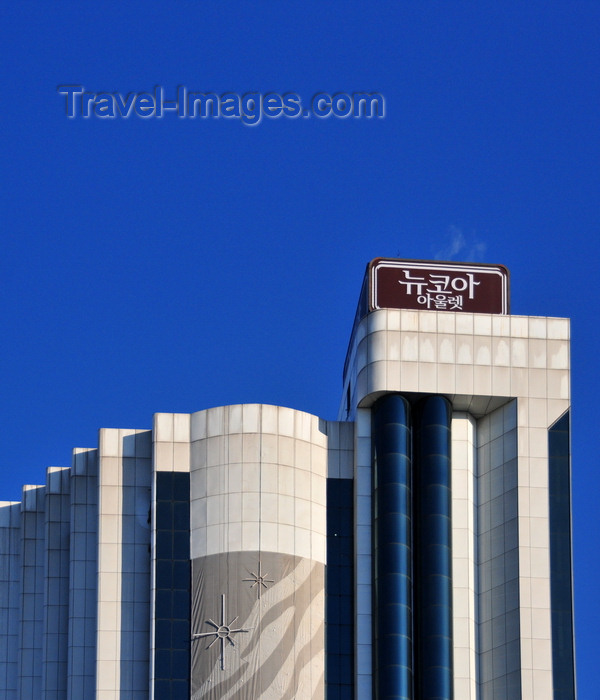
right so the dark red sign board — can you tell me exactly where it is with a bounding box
[370,259,510,314]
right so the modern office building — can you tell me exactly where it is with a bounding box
[0,258,575,700]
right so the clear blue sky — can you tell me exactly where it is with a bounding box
[2,2,599,696]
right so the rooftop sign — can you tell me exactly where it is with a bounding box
[370,258,510,314]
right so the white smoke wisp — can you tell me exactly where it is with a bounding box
[434,226,487,262]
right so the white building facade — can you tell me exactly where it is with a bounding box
[0,259,576,700]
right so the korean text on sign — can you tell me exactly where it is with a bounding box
[398,271,481,311]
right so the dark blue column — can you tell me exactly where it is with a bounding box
[326,478,354,700]
[372,395,413,700]
[413,396,453,700]
[549,412,576,700]
[154,472,191,700]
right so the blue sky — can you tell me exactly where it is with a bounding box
[1,2,599,695]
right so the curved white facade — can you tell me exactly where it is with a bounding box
[187,405,327,699]
[189,404,327,563]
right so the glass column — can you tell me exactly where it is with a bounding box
[154,472,191,700]
[549,411,576,700]
[413,395,453,700]
[372,395,413,700]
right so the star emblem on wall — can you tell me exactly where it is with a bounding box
[191,594,248,670]
[243,561,274,599]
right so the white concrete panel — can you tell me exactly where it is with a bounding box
[456,312,474,335]
[190,410,207,441]
[242,404,260,433]
[207,406,225,437]
[172,412,190,442]
[474,336,492,365]
[547,318,569,340]
[172,442,190,472]
[153,413,173,443]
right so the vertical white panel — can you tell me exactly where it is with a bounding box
[354,408,371,700]
[477,401,521,700]
[451,413,478,700]
[96,429,152,700]
[122,430,152,700]
[96,430,121,699]
[18,485,45,700]
[43,467,71,700]
[0,501,22,699]
[68,448,98,700]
